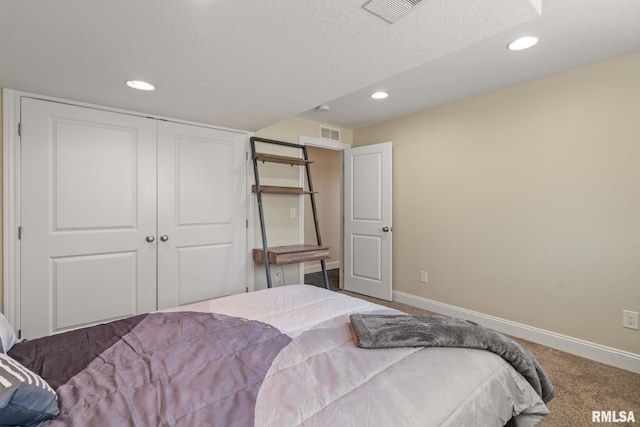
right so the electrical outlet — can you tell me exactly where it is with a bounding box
[420,271,428,284]
[623,310,638,330]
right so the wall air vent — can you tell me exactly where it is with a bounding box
[320,126,340,142]
[363,0,427,23]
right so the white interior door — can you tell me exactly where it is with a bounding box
[343,142,393,301]
[156,121,247,309]
[20,98,158,338]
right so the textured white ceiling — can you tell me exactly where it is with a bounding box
[299,0,640,128]
[0,1,638,131]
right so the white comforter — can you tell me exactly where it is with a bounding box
[169,285,549,426]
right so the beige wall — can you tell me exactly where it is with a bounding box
[354,51,640,355]
[304,146,341,270]
[254,117,351,288]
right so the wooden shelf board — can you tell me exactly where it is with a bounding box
[252,185,316,195]
[255,153,313,166]
[253,245,330,265]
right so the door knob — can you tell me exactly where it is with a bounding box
[382,226,390,232]
[160,234,169,242]
[145,236,155,242]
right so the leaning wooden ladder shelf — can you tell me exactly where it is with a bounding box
[250,137,330,289]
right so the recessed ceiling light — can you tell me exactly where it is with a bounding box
[126,80,155,91]
[371,91,389,100]
[507,36,539,51]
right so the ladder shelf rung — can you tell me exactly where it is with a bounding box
[252,185,317,195]
[255,153,313,166]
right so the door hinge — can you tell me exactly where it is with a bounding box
[18,122,22,137]
[246,219,249,228]
[18,329,22,339]
[18,226,22,240]
[246,286,249,293]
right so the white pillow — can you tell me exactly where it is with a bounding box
[0,313,17,354]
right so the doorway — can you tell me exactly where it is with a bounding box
[303,145,341,290]
[298,136,348,291]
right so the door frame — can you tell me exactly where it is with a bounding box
[297,135,350,285]
[2,89,252,329]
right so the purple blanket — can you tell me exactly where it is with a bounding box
[9,312,291,426]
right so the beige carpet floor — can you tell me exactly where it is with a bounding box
[340,290,640,427]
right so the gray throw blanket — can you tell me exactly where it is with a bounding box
[350,314,555,403]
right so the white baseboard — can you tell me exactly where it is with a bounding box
[393,290,640,374]
[304,260,340,275]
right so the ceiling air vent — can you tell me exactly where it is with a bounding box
[320,126,341,142]
[363,0,427,23]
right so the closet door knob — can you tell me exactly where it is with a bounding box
[382,227,390,232]
[160,235,169,242]
[145,236,155,242]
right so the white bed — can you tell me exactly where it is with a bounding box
[169,285,550,426]
[5,285,550,426]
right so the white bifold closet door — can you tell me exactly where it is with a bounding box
[20,98,246,339]
[156,121,247,310]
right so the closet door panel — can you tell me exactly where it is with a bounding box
[177,138,233,225]
[53,252,138,329]
[20,98,158,339]
[54,123,136,229]
[176,244,232,305]
[157,121,247,309]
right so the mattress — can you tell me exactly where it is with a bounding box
[8,285,550,426]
